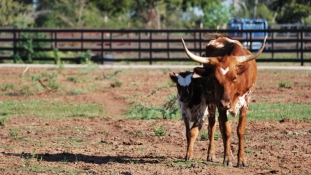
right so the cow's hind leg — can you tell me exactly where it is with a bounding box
[218,109,233,166]
[207,103,217,162]
[237,107,248,167]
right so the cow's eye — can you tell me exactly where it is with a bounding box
[232,78,237,83]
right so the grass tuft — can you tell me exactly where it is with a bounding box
[278,81,291,88]
[154,125,167,136]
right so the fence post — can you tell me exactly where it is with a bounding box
[13,28,17,63]
[199,30,202,56]
[250,31,252,50]
[101,31,104,64]
[297,31,299,59]
[167,31,170,59]
[194,32,197,55]
[139,32,141,59]
[271,31,274,59]
[300,30,304,66]
[54,31,57,49]
[149,31,152,65]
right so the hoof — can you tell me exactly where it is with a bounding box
[223,161,233,167]
[237,162,248,168]
[184,157,192,161]
[207,156,216,162]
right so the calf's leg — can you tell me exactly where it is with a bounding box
[185,120,203,161]
[207,103,217,162]
[184,121,191,160]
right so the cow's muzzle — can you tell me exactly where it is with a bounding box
[220,99,231,110]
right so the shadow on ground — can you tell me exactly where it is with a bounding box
[3,152,165,164]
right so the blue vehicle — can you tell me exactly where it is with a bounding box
[228,18,268,50]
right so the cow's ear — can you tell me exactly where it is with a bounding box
[193,67,207,77]
[169,72,178,83]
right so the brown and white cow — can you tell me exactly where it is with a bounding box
[181,34,267,167]
[169,70,216,161]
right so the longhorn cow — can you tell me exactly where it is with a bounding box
[181,34,267,167]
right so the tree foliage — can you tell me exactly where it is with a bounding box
[270,0,311,23]
[36,0,105,28]
[0,0,33,27]
[236,0,311,24]
[201,0,232,28]
[88,0,133,18]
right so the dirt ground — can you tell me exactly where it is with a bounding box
[0,66,311,175]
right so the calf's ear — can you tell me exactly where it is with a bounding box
[169,72,178,83]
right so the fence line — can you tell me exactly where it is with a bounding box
[0,28,311,65]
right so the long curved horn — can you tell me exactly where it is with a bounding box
[236,35,268,63]
[181,38,214,64]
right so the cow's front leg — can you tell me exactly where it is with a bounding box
[237,107,248,167]
[207,103,217,162]
[218,109,233,166]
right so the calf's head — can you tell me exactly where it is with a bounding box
[182,36,267,110]
[169,71,200,103]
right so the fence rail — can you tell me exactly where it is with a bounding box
[0,28,311,65]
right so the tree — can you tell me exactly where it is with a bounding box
[256,3,274,23]
[35,0,105,28]
[0,0,33,27]
[270,0,311,24]
[201,0,232,29]
[88,0,133,18]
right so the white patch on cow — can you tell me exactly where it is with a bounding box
[220,67,229,75]
[225,38,243,47]
[208,40,224,48]
[228,88,252,117]
[225,38,236,43]
[177,73,193,86]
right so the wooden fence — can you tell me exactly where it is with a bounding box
[0,28,311,65]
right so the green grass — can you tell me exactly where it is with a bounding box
[154,125,167,136]
[278,81,292,88]
[247,103,311,121]
[0,100,107,119]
